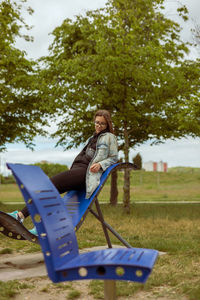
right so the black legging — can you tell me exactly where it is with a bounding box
[21,166,87,218]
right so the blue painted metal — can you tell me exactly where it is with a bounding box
[63,162,134,229]
[7,163,158,284]
[62,163,119,228]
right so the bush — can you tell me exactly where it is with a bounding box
[0,175,15,184]
[0,162,68,184]
[33,162,68,178]
[133,153,142,170]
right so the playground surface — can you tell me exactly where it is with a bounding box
[0,246,176,300]
[1,202,199,299]
[0,245,126,282]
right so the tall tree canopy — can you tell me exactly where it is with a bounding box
[0,0,48,151]
[41,0,200,211]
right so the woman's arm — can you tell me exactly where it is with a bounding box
[90,134,118,172]
[90,162,101,173]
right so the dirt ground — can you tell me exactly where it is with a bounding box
[13,278,182,300]
[0,246,184,300]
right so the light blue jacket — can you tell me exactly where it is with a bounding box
[85,132,118,199]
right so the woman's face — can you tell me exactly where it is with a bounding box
[94,116,107,134]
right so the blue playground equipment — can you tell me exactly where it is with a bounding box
[62,162,137,248]
[7,163,158,296]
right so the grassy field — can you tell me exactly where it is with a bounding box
[0,169,200,299]
[0,202,200,299]
[0,169,200,203]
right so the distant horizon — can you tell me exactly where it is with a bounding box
[1,157,199,177]
[1,135,200,175]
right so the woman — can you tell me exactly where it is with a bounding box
[8,109,118,234]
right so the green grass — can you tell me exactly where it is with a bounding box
[0,183,22,203]
[1,203,199,299]
[0,169,200,299]
[67,289,81,299]
[0,248,13,254]
[85,204,200,300]
[0,280,35,300]
[98,169,200,202]
[1,168,200,203]
[40,282,71,293]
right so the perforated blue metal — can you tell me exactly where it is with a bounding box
[55,247,158,283]
[7,163,158,284]
[62,163,131,228]
[7,163,79,280]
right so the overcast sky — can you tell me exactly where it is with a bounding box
[1,0,200,174]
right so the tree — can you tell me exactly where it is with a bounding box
[110,169,118,206]
[34,162,68,178]
[133,153,142,170]
[109,157,123,206]
[40,0,200,213]
[0,0,48,151]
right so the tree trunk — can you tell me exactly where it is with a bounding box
[123,167,130,213]
[123,125,130,214]
[110,170,118,206]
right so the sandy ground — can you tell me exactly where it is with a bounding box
[0,246,183,300]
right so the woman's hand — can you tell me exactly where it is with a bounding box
[90,163,101,173]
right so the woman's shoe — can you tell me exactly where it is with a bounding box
[8,211,24,223]
[29,226,38,236]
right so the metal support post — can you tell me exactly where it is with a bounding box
[95,198,112,248]
[104,280,117,300]
[89,208,132,248]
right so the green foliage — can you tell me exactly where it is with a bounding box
[0,162,68,184]
[0,175,15,184]
[40,0,200,211]
[33,162,68,178]
[41,0,200,151]
[132,152,142,169]
[0,0,49,151]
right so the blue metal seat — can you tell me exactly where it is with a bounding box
[62,162,137,248]
[63,162,132,229]
[7,163,158,284]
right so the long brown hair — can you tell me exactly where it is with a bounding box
[94,110,114,134]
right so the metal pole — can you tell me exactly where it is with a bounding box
[104,280,117,300]
[95,198,112,248]
[89,208,132,248]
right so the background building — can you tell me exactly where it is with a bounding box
[143,161,168,172]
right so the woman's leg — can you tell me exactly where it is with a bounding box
[51,167,86,193]
[20,167,86,219]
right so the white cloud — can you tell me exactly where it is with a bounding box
[0,146,81,175]
[131,137,200,168]
[162,0,200,59]
[16,0,107,59]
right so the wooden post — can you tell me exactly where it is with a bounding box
[104,280,116,300]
